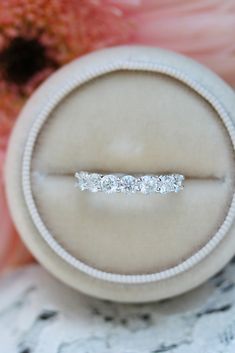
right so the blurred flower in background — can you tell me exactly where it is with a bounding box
[1,0,235,272]
[0,0,131,272]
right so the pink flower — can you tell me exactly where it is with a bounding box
[1,0,235,272]
[0,0,131,273]
[107,0,235,86]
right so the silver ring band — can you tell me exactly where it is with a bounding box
[75,171,184,194]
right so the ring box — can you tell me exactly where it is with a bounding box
[5,46,235,302]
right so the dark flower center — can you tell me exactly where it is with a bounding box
[0,37,56,85]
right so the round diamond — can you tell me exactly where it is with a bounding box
[174,174,184,192]
[140,176,158,194]
[158,175,175,194]
[101,175,119,193]
[88,173,102,192]
[75,171,89,190]
[120,175,139,193]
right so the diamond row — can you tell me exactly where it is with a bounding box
[75,172,184,194]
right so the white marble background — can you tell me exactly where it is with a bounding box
[1,260,235,353]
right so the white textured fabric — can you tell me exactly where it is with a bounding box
[1,263,235,353]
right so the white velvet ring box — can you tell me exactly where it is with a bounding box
[5,46,235,302]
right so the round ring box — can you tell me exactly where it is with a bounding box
[5,46,235,302]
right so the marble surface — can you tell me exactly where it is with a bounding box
[1,262,235,353]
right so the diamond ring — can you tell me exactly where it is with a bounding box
[75,172,184,194]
